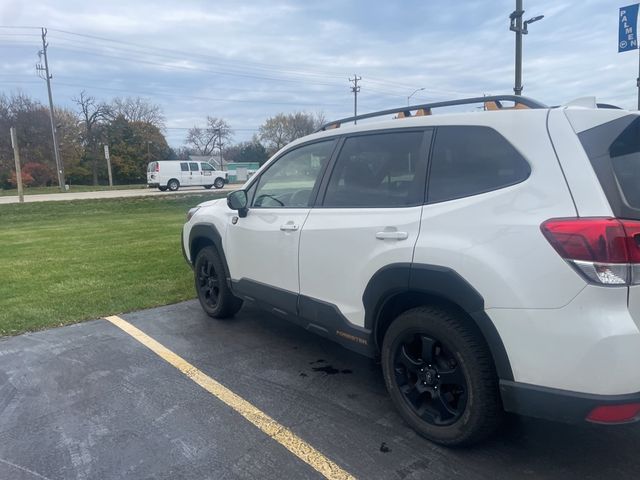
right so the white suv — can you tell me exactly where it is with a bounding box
[182,95,640,446]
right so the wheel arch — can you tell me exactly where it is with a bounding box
[365,263,514,381]
[188,223,232,287]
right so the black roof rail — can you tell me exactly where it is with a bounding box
[317,95,547,131]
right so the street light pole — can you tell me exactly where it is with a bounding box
[511,0,524,96]
[407,87,426,106]
[510,1,544,96]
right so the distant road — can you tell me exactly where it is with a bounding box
[0,185,235,205]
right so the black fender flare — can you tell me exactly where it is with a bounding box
[188,223,232,287]
[363,263,514,381]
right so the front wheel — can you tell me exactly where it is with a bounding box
[213,177,225,189]
[381,306,502,446]
[194,246,243,319]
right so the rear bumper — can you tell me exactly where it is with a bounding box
[501,380,640,424]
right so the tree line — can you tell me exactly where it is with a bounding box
[0,90,326,189]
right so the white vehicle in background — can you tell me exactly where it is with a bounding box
[147,160,228,191]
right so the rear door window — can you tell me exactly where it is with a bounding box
[180,162,189,172]
[427,126,530,203]
[322,130,429,207]
[579,115,640,218]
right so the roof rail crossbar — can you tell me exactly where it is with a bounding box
[317,95,547,131]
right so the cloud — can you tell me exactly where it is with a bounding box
[0,0,634,146]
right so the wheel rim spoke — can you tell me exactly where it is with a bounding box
[400,382,423,409]
[419,335,435,364]
[197,257,218,308]
[398,345,422,373]
[437,366,465,386]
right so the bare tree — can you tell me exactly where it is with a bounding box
[259,111,325,153]
[110,96,165,128]
[73,91,110,185]
[185,117,233,156]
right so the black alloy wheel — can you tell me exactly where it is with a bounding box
[193,247,243,319]
[196,255,220,310]
[393,332,467,426]
[381,306,502,446]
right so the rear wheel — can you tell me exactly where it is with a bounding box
[158,186,168,191]
[204,185,213,189]
[194,246,243,319]
[213,177,225,189]
[381,306,502,446]
[168,179,179,191]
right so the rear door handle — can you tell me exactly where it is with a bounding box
[280,223,299,232]
[376,231,408,240]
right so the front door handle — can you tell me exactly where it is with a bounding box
[376,231,408,240]
[280,223,299,232]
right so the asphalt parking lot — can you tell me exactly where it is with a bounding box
[1,300,638,480]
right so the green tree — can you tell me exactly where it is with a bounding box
[106,116,171,183]
[225,139,269,166]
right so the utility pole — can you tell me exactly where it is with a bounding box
[36,28,65,191]
[10,127,24,203]
[509,1,544,96]
[510,1,524,96]
[103,144,113,187]
[349,75,361,124]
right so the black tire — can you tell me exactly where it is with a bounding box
[194,246,243,319]
[158,186,168,192]
[204,185,213,189]
[168,179,179,191]
[213,177,225,189]
[381,306,502,447]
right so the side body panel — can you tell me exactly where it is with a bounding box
[415,111,583,310]
[546,109,614,217]
[225,208,310,294]
[299,207,423,327]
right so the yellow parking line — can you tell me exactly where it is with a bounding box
[105,315,356,480]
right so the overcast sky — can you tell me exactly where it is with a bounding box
[0,0,635,147]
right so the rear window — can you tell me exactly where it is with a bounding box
[147,162,157,172]
[578,115,640,219]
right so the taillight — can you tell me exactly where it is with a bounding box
[155,163,159,172]
[541,217,640,286]
[586,403,640,424]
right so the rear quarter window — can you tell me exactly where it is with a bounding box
[427,126,530,203]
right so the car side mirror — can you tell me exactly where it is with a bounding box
[227,190,249,218]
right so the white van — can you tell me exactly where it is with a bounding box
[147,161,228,191]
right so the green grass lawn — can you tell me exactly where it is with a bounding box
[0,184,147,196]
[0,193,225,336]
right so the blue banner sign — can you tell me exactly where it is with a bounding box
[620,4,639,52]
